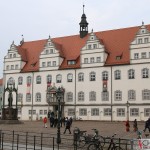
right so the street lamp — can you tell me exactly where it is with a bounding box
[56,87,64,144]
[126,101,130,121]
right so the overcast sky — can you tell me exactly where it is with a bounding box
[0,0,150,78]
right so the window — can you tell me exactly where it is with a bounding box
[26,93,31,102]
[45,50,49,54]
[39,110,43,115]
[115,90,122,101]
[88,44,91,49]
[78,73,84,82]
[36,93,41,102]
[144,38,149,43]
[44,110,47,115]
[47,61,51,67]
[90,57,94,63]
[141,52,146,59]
[128,69,135,79]
[68,109,75,116]
[36,76,41,84]
[18,93,23,102]
[18,107,21,115]
[91,108,99,116]
[79,108,87,116]
[6,65,9,70]
[11,65,14,70]
[67,92,73,102]
[84,58,88,64]
[142,89,150,100]
[18,76,23,85]
[102,92,109,101]
[114,70,121,80]
[33,110,36,115]
[56,74,62,83]
[78,91,84,101]
[90,72,96,81]
[50,49,53,53]
[67,73,73,82]
[142,68,149,78]
[102,71,108,80]
[144,108,150,117]
[29,110,32,115]
[47,75,52,83]
[117,108,125,117]
[93,44,97,49]
[68,60,76,65]
[53,61,56,66]
[8,77,14,85]
[10,54,12,58]
[116,56,121,60]
[128,90,136,100]
[15,65,19,69]
[134,53,139,59]
[104,108,111,116]
[97,57,101,63]
[89,91,96,101]
[42,62,46,67]
[138,38,142,44]
[27,76,32,84]
[130,108,139,116]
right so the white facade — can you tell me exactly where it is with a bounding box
[2,24,150,121]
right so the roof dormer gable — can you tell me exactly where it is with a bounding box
[137,22,150,36]
[87,29,99,42]
[9,41,18,52]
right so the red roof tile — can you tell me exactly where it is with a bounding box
[17,24,150,72]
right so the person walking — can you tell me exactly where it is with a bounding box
[125,120,130,132]
[43,117,47,128]
[143,118,150,132]
[133,119,138,132]
[63,117,71,134]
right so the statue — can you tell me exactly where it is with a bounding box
[8,91,13,107]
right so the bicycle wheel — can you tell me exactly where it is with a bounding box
[76,136,86,148]
[87,143,102,150]
[98,135,105,147]
[114,146,123,150]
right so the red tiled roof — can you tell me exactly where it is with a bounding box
[0,78,3,86]
[17,24,150,72]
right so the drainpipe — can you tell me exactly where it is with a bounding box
[111,66,113,122]
[31,72,34,121]
[75,69,77,120]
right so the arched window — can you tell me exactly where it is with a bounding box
[47,75,52,83]
[114,90,122,101]
[67,73,73,82]
[18,76,23,85]
[89,91,96,101]
[128,69,135,79]
[142,68,149,78]
[8,77,15,85]
[66,92,73,102]
[78,91,84,101]
[114,70,121,80]
[128,90,136,100]
[36,93,41,102]
[90,72,96,81]
[56,74,62,83]
[78,73,84,82]
[27,76,32,84]
[36,75,41,84]
[102,71,108,80]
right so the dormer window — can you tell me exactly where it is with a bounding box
[15,64,19,69]
[68,60,76,65]
[91,36,94,40]
[138,38,142,44]
[10,54,12,58]
[11,65,14,70]
[134,53,139,59]
[6,65,9,70]
[53,61,56,66]
[116,56,121,60]
[144,38,149,43]
[141,52,146,59]
[13,54,16,58]
[47,61,51,67]
[88,44,91,49]
[50,49,53,53]
[90,57,94,63]
[93,44,97,49]
[45,50,49,54]
[42,62,46,67]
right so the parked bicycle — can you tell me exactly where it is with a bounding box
[87,133,123,150]
[76,128,105,148]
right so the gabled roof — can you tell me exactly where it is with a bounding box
[16,24,150,72]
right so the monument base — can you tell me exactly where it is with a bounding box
[2,107,18,120]
[0,119,23,124]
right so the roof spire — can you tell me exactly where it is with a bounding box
[142,21,144,26]
[83,4,85,14]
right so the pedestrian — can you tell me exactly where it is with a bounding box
[43,117,47,128]
[143,118,150,132]
[125,120,130,132]
[54,116,58,128]
[63,117,71,134]
[69,117,73,126]
[50,116,54,127]
[133,119,138,132]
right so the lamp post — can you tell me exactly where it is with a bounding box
[56,87,63,144]
[126,101,130,121]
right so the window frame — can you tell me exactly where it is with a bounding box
[128,90,136,101]
[102,71,108,80]
[78,91,84,101]
[67,73,73,82]
[117,108,125,117]
[66,92,73,102]
[114,70,121,80]
[114,90,122,101]
[36,75,41,84]
[130,108,139,117]
[56,74,62,83]
[128,69,135,79]
[90,71,96,81]
[91,108,99,116]
[35,92,41,102]
[89,91,96,101]
[142,68,149,78]
[79,108,87,116]
[78,73,84,82]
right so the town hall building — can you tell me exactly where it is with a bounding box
[2,6,150,121]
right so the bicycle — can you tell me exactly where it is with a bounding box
[76,128,105,148]
[87,133,123,150]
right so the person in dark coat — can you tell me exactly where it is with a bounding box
[143,118,150,132]
[125,120,130,132]
[50,116,54,127]
[54,116,58,128]
[63,117,71,134]
[133,119,138,132]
